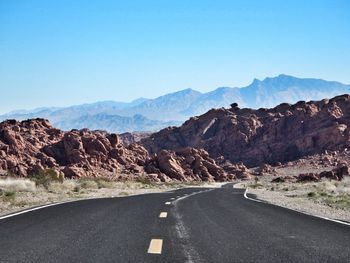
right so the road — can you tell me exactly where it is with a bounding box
[1,185,350,262]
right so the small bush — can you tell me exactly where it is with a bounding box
[1,191,16,202]
[47,180,76,193]
[248,176,263,189]
[31,169,64,189]
[79,180,99,189]
[14,200,29,207]
[73,186,80,193]
[78,177,114,189]
[95,178,113,189]
[137,176,154,186]
[4,191,15,197]
[307,192,316,197]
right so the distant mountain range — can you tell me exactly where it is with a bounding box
[1,74,349,133]
[54,114,180,133]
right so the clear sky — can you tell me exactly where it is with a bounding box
[0,0,349,113]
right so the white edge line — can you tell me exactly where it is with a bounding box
[243,187,350,227]
[0,200,76,220]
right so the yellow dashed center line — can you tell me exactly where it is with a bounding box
[159,212,168,218]
[148,239,163,254]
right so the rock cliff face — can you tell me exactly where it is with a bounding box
[119,132,152,146]
[0,119,233,181]
[142,94,350,167]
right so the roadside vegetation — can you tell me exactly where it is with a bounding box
[305,179,350,210]
[248,177,263,189]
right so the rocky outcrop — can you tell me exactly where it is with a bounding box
[297,163,349,182]
[119,132,152,146]
[0,119,237,181]
[146,148,230,182]
[142,94,350,167]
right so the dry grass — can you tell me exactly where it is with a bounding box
[0,177,36,192]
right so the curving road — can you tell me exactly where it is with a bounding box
[0,185,350,262]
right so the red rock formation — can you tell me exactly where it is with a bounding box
[297,163,349,182]
[119,132,152,146]
[145,148,230,182]
[142,94,350,167]
[0,119,236,181]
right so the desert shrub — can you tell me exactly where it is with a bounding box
[78,177,114,189]
[249,177,263,189]
[73,186,80,193]
[136,175,154,186]
[95,178,114,189]
[47,180,77,193]
[14,200,30,207]
[319,192,329,197]
[248,176,263,189]
[31,169,64,189]
[307,192,316,197]
[79,180,99,189]
[1,191,16,202]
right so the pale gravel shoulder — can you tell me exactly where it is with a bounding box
[237,178,350,223]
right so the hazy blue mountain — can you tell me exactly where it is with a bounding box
[240,74,350,109]
[54,114,180,133]
[116,88,203,120]
[181,87,243,117]
[1,75,349,132]
[0,99,150,124]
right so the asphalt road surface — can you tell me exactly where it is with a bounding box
[1,185,350,262]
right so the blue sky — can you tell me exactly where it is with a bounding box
[0,0,349,113]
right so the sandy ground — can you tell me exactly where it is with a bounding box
[236,176,350,222]
[0,177,224,217]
